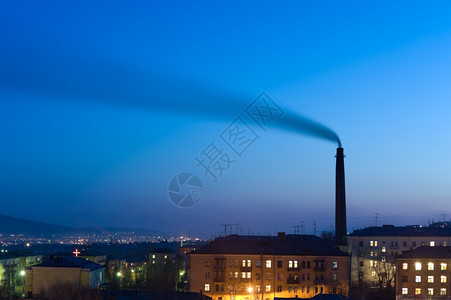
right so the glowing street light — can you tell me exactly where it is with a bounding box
[247,286,253,293]
[116,272,122,277]
[20,270,26,276]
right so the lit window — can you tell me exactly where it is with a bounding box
[234,272,238,278]
[428,288,434,295]
[242,260,246,267]
[402,288,408,295]
[152,255,155,259]
[247,260,251,267]
[428,262,434,270]
[441,263,447,270]
[430,241,435,247]
[229,260,233,267]
[289,261,293,268]
[266,285,271,292]
[371,271,376,276]
[164,255,167,259]
[370,260,374,267]
[256,260,261,268]
[415,262,422,270]
[332,274,337,281]
[242,272,246,279]
[205,284,210,291]
[332,261,338,269]
[415,288,421,295]
[205,261,210,267]
[382,246,386,252]
[441,288,447,296]
[382,256,386,262]
[416,276,421,283]
[375,241,378,246]
[402,263,408,270]
[428,276,434,283]
[370,251,374,257]
[370,241,374,247]
[441,276,447,283]
[255,285,260,292]
[247,272,251,278]
[266,260,272,268]
[294,261,298,268]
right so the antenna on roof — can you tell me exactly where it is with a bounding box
[374,213,380,226]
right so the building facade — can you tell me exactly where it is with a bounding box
[396,246,451,300]
[190,233,349,300]
[348,225,451,290]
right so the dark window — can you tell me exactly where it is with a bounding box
[277,286,282,292]
[216,284,219,292]
[302,261,306,268]
[402,276,408,283]
[277,260,282,268]
[403,241,407,247]
[412,242,417,247]
[359,261,364,267]
[307,261,311,268]
[256,273,260,280]
[359,241,363,247]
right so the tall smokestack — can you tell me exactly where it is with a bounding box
[335,147,347,245]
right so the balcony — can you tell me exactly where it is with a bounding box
[313,266,325,271]
[240,266,252,272]
[287,278,300,284]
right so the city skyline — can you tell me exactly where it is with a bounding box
[1,1,451,236]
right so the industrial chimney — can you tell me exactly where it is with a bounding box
[335,147,347,245]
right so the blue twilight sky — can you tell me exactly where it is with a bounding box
[1,1,451,237]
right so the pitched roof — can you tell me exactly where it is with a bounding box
[397,246,451,259]
[349,225,451,237]
[191,234,347,256]
[32,256,104,270]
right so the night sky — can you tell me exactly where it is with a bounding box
[1,1,451,237]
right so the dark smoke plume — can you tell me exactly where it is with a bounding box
[0,50,341,147]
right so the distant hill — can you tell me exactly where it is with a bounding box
[0,214,163,236]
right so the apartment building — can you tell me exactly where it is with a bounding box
[396,246,451,300]
[189,233,349,300]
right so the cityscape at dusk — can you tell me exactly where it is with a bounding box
[1,1,451,299]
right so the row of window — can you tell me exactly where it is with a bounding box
[401,288,447,296]
[364,240,443,248]
[401,275,447,283]
[402,262,447,271]
[207,259,338,269]
[207,271,337,281]
[204,284,337,294]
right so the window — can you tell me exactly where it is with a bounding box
[294,260,298,268]
[294,287,298,293]
[412,241,416,247]
[315,287,319,294]
[415,262,422,270]
[402,263,408,270]
[371,271,376,277]
[229,272,233,279]
[370,260,374,267]
[247,272,251,278]
[205,284,210,292]
[428,276,434,283]
[382,256,386,262]
[430,241,435,247]
[402,275,407,282]
[332,261,338,269]
[428,262,434,270]
[403,241,407,247]
[247,260,251,267]
[441,275,447,283]
[277,273,282,280]
[265,285,271,292]
[375,241,378,246]
[277,260,282,268]
[278,286,283,292]
[333,287,337,294]
[428,288,434,295]
[265,273,271,280]
[255,285,260,292]
[359,261,363,267]
[441,263,447,270]
[234,260,238,267]
[441,288,447,296]
[382,246,386,252]
[234,272,238,278]
[241,272,246,279]
[415,288,421,295]
[307,274,310,281]
[229,260,233,267]
[370,241,374,247]
[266,260,272,268]
[302,261,306,268]
[370,251,374,257]
[402,288,408,295]
[242,260,246,267]
[359,241,363,247]
[216,284,219,292]
[205,272,210,279]
[152,255,155,259]
[416,276,421,283]
[164,255,167,259]
[256,260,261,268]
[205,260,210,267]
[256,273,260,280]
[289,261,293,268]
[332,274,337,281]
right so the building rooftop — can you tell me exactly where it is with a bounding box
[31,256,104,270]
[349,225,451,237]
[192,234,347,256]
[397,246,451,259]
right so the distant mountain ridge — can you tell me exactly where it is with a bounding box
[0,213,162,236]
